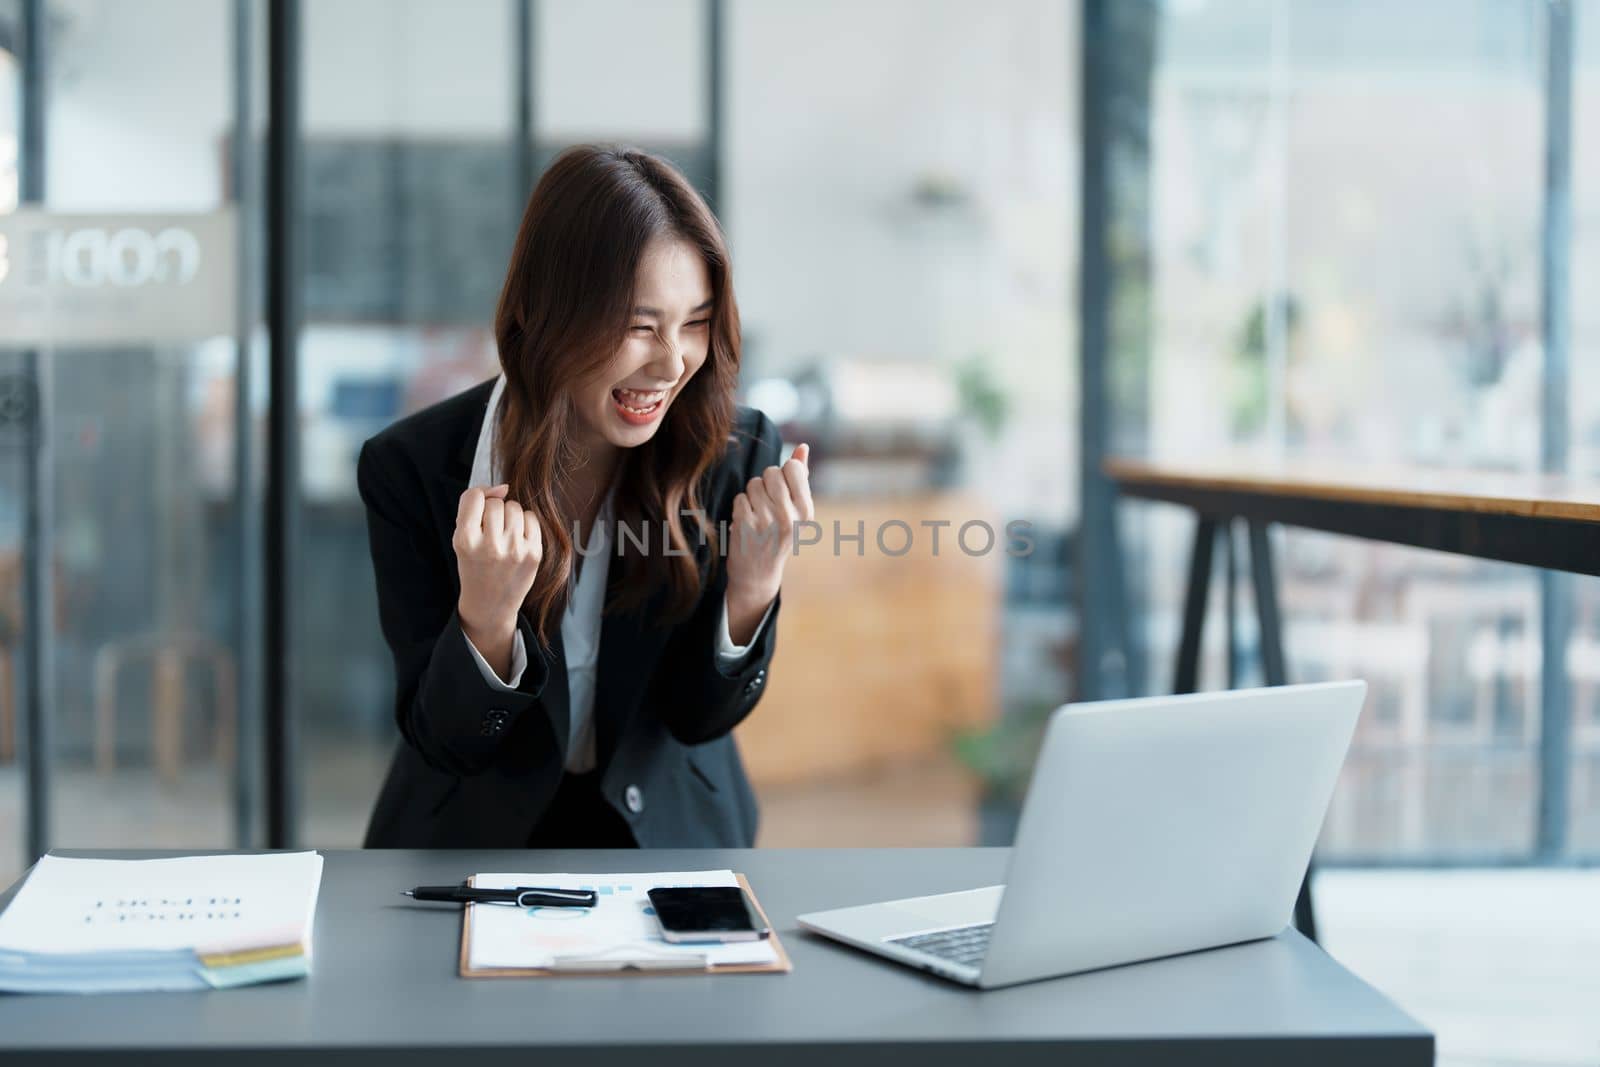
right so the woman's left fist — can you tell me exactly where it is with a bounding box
[725,442,814,610]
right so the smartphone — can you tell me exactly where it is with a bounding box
[647,886,771,943]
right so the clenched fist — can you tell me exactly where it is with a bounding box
[724,442,813,643]
[454,484,542,672]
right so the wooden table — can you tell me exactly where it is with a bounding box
[1106,458,1600,937]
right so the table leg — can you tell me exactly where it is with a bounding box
[1246,519,1317,943]
[1106,505,1140,697]
[1247,520,1287,688]
[1224,519,1239,689]
[1173,516,1218,695]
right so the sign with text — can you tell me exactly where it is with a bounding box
[0,209,237,345]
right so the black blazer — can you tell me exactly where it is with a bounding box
[358,377,782,849]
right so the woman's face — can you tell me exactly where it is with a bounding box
[572,235,713,453]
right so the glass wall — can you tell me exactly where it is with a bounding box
[722,0,1075,843]
[6,0,1578,870]
[1123,0,1592,861]
[293,0,718,848]
[0,0,1074,865]
[296,0,518,848]
[295,0,1077,849]
[0,0,261,885]
[0,5,1589,1060]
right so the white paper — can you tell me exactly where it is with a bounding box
[0,852,324,957]
[468,870,778,971]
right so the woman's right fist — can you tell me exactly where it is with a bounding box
[453,483,542,634]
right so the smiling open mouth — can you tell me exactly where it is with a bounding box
[611,387,668,424]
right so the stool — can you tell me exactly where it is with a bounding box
[94,634,236,784]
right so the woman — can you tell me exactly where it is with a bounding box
[358,145,811,849]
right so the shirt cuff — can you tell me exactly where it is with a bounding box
[717,594,775,668]
[464,623,528,691]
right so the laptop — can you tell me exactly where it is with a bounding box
[797,681,1365,989]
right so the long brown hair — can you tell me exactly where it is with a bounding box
[492,145,740,649]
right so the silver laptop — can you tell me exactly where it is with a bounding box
[798,681,1365,989]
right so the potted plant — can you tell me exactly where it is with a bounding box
[953,603,1077,845]
[951,698,1058,846]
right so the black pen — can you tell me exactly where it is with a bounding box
[403,883,598,908]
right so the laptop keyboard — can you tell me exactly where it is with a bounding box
[888,922,994,968]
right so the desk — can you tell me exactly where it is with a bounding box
[1107,458,1600,934]
[0,848,1431,1066]
[1106,458,1600,570]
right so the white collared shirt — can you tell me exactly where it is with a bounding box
[461,373,771,773]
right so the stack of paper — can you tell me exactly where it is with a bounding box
[0,851,323,994]
[468,869,780,971]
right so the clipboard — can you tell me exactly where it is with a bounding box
[458,872,792,978]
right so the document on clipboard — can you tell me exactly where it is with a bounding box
[458,870,791,977]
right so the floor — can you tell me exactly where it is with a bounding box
[1316,868,1599,1067]
[0,752,1595,1065]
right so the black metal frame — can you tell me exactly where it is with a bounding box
[264,0,301,849]
[230,0,261,850]
[1077,0,1114,703]
[705,0,724,214]
[514,0,534,205]
[1076,0,1156,703]
[17,0,52,865]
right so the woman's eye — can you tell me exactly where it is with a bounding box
[685,319,709,329]
[630,325,654,333]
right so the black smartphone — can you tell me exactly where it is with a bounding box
[647,886,771,943]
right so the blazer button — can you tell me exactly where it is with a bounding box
[624,785,644,814]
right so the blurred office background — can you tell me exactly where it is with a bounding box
[0,1,1595,1062]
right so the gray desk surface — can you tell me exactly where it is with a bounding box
[0,848,1433,1066]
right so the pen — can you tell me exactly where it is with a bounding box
[403,884,598,908]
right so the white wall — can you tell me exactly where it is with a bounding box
[45,0,231,210]
[303,0,512,136]
[726,0,1078,521]
[537,0,704,141]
